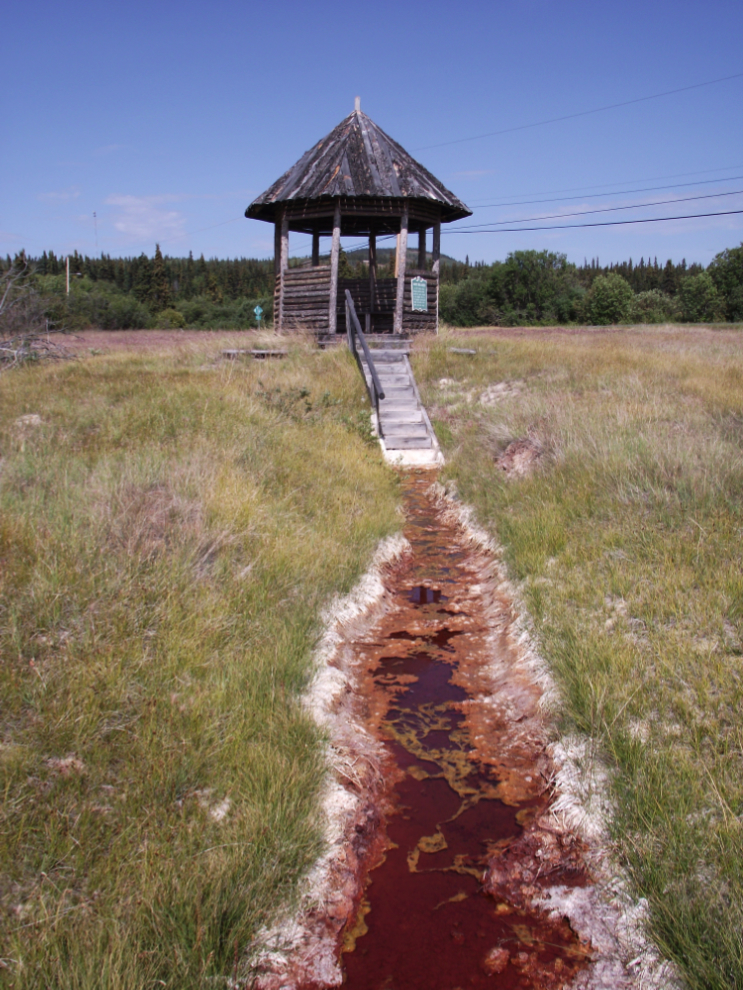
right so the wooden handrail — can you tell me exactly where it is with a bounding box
[346,289,384,399]
[345,290,386,439]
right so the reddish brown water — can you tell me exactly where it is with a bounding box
[338,473,589,990]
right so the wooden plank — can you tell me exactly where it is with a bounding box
[222,349,288,359]
[284,270,331,282]
[380,412,425,423]
[380,388,415,400]
[284,278,331,288]
[382,425,430,437]
[287,283,332,291]
[384,436,433,449]
[283,281,331,291]
[284,290,330,299]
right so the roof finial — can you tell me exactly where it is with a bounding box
[354,96,361,112]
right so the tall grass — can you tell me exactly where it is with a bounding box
[0,337,399,987]
[414,326,743,989]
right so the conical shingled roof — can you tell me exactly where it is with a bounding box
[246,109,471,224]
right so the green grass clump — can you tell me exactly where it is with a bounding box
[0,336,399,987]
[414,325,743,990]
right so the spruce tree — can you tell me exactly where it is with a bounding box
[151,244,170,310]
[661,259,677,296]
[184,251,195,298]
[206,268,223,303]
[132,253,153,303]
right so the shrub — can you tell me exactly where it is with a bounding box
[707,243,743,321]
[628,289,681,324]
[179,294,274,329]
[155,307,186,329]
[489,250,582,324]
[679,272,723,323]
[584,273,634,324]
[438,271,491,326]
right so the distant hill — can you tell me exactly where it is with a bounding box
[290,247,461,267]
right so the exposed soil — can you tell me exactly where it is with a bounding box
[496,438,543,478]
[251,473,632,989]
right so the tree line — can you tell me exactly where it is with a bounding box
[2,242,742,329]
[437,246,743,325]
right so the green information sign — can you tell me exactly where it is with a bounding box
[410,276,428,312]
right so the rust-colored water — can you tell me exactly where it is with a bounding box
[338,474,588,990]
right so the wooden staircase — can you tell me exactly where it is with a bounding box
[344,290,441,461]
[359,348,438,452]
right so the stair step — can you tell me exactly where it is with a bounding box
[368,375,410,387]
[380,407,424,419]
[379,386,415,397]
[384,435,433,449]
[380,409,424,420]
[383,424,429,436]
[364,350,409,360]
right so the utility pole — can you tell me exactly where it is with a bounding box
[66,256,70,295]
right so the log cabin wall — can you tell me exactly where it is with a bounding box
[278,267,437,334]
[280,266,332,332]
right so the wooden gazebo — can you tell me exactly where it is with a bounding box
[245,100,471,336]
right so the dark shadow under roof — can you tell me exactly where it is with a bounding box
[246,109,471,225]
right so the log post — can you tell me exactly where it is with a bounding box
[417,226,426,270]
[368,226,376,333]
[432,220,441,334]
[312,226,320,267]
[274,211,283,329]
[328,200,342,334]
[278,210,289,331]
[273,218,281,277]
[394,210,408,334]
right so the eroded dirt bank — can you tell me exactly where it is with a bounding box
[250,473,637,989]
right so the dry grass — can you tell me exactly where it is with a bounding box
[0,335,399,987]
[414,325,743,990]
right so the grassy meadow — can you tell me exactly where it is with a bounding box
[414,325,743,990]
[0,336,399,987]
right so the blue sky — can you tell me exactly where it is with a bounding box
[2,0,742,267]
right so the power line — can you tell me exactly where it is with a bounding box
[449,189,743,231]
[469,174,743,210]
[440,209,743,234]
[465,164,743,206]
[416,71,743,151]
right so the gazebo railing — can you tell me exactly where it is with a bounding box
[345,289,385,436]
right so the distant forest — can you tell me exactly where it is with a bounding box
[2,240,742,328]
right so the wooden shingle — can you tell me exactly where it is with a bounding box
[246,109,471,225]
